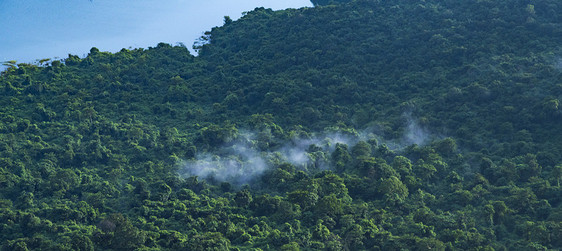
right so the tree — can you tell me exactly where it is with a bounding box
[313,221,331,241]
[351,141,371,159]
[48,169,80,194]
[315,194,344,217]
[491,200,509,224]
[198,124,238,147]
[519,154,542,181]
[414,160,437,180]
[316,171,349,199]
[433,137,457,156]
[280,241,300,251]
[155,181,172,202]
[483,204,495,226]
[223,16,233,25]
[70,233,94,251]
[378,176,408,204]
[332,143,351,172]
[102,214,146,250]
[234,189,253,208]
[392,156,412,177]
[553,164,562,187]
[288,190,318,210]
[188,232,231,251]
[357,157,398,180]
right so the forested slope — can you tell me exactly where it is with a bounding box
[1,0,562,250]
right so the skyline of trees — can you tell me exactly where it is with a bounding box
[1,0,562,249]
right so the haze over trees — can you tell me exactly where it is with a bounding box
[1,0,562,250]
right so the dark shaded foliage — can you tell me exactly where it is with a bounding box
[1,0,562,249]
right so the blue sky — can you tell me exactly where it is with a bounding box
[0,0,312,64]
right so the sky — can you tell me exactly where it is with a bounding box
[0,0,312,65]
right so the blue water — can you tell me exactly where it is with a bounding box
[0,0,311,65]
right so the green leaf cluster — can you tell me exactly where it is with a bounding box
[1,0,562,249]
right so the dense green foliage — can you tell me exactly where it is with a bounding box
[1,0,562,250]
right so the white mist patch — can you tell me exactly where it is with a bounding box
[178,131,361,185]
[555,57,562,71]
[178,134,267,185]
[280,132,357,167]
[178,124,442,185]
[283,147,310,166]
[403,112,431,146]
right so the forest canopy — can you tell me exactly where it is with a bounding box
[1,0,562,250]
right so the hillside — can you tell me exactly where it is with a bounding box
[1,0,562,250]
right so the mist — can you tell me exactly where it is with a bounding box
[555,56,562,71]
[179,147,268,186]
[177,131,360,185]
[178,132,267,186]
[402,112,432,146]
[178,117,442,185]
